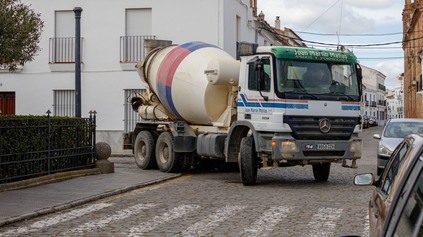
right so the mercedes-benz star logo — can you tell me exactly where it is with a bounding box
[319,118,331,133]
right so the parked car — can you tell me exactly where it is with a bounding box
[373,118,423,175]
[368,116,378,127]
[361,114,370,129]
[353,133,423,237]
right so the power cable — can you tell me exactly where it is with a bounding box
[263,27,423,47]
[304,0,341,30]
[296,31,403,36]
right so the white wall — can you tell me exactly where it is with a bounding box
[0,0,263,154]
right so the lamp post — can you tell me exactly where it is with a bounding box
[74,7,82,117]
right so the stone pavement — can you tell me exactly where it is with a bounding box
[0,157,181,227]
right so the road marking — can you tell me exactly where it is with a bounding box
[363,214,370,237]
[0,203,112,237]
[64,203,157,235]
[127,204,200,236]
[241,206,292,237]
[305,207,343,237]
[182,205,247,237]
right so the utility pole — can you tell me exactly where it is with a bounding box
[74,7,82,117]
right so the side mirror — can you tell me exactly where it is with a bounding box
[355,63,363,96]
[355,63,362,80]
[373,134,381,140]
[353,173,375,186]
[255,58,269,101]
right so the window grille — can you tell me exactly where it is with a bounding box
[53,90,75,116]
[120,35,156,63]
[49,37,83,63]
[124,89,145,133]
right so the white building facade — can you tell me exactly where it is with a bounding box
[386,87,404,119]
[0,0,275,154]
[361,65,387,125]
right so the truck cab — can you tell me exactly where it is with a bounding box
[230,46,363,184]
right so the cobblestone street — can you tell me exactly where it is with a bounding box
[0,126,382,237]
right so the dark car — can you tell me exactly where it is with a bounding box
[361,114,370,129]
[368,116,378,127]
[373,118,423,175]
[353,133,423,237]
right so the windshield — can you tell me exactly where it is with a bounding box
[276,60,360,101]
[384,122,423,138]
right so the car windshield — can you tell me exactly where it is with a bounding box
[384,122,423,138]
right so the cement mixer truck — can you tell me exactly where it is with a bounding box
[125,40,363,185]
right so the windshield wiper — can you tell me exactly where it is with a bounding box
[284,90,318,99]
[324,92,355,101]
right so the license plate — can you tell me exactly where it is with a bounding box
[317,144,335,150]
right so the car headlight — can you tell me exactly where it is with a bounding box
[378,144,392,156]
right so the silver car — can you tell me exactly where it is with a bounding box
[373,118,423,175]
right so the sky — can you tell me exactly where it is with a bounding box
[257,0,404,90]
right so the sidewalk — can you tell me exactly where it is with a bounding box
[0,157,181,227]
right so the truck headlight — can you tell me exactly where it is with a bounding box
[279,140,299,158]
[349,140,362,158]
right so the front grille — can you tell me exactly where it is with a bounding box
[284,115,359,140]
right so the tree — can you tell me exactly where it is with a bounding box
[0,0,44,71]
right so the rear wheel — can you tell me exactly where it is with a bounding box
[155,132,183,173]
[312,163,331,181]
[134,131,157,169]
[238,137,257,185]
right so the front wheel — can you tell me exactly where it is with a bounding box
[312,163,331,181]
[155,132,183,173]
[238,137,258,185]
[134,131,157,169]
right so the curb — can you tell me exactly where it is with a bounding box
[0,173,182,228]
[0,168,102,192]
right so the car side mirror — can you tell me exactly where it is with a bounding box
[353,173,375,186]
[373,134,381,140]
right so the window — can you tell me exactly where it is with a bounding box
[53,90,75,116]
[393,169,423,236]
[381,143,409,195]
[55,10,74,38]
[126,9,151,36]
[247,57,271,92]
[386,156,423,236]
[50,11,77,63]
[236,15,241,42]
[276,60,360,100]
[124,89,145,133]
[120,9,153,63]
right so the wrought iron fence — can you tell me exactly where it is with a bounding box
[0,111,96,183]
[49,37,83,63]
[120,35,156,63]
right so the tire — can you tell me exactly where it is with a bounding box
[312,163,331,181]
[155,132,183,173]
[238,137,257,185]
[134,131,157,169]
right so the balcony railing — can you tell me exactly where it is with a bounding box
[120,35,156,63]
[49,37,83,63]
